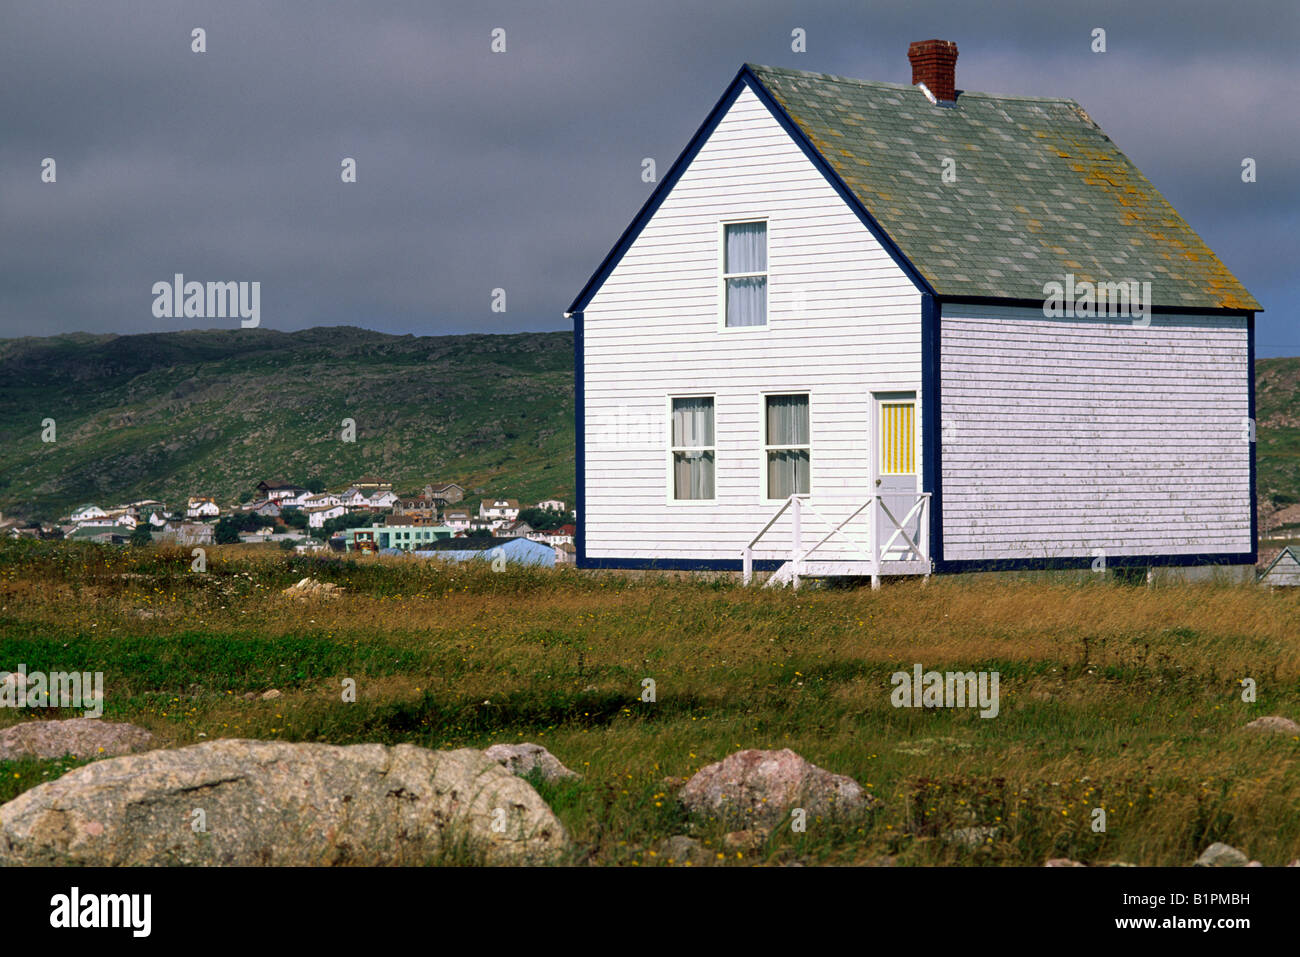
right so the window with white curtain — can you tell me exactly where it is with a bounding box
[670,396,715,500]
[765,394,810,498]
[722,221,767,327]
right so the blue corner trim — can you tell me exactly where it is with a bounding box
[1248,311,1258,564]
[566,64,934,315]
[920,293,942,565]
[573,310,586,566]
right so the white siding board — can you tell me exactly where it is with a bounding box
[939,304,1251,561]
[582,86,922,563]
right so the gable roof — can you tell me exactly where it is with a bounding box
[1258,546,1300,580]
[569,63,1258,313]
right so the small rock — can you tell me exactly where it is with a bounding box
[944,825,999,848]
[1045,858,1085,867]
[1244,715,1300,735]
[241,692,258,701]
[678,748,875,827]
[722,828,769,852]
[260,689,282,701]
[656,834,709,865]
[0,719,153,761]
[1196,842,1250,867]
[281,578,342,600]
[482,743,580,782]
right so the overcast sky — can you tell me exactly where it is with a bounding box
[2,0,1296,353]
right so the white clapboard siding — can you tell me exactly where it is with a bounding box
[939,304,1251,561]
[583,85,922,563]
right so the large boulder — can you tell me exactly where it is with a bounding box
[0,739,567,866]
[678,748,875,827]
[0,719,154,761]
[483,743,580,782]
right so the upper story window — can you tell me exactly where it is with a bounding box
[722,221,767,327]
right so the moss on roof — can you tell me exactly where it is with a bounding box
[747,64,1259,310]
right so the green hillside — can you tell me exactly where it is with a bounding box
[1256,357,1300,510]
[0,327,574,520]
[1,327,1295,526]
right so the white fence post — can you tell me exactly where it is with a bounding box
[743,546,753,586]
[792,496,802,590]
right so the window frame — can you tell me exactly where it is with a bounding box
[718,217,770,331]
[666,393,718,504]
[760,391,812,503]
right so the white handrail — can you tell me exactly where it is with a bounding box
[743,493,931,585]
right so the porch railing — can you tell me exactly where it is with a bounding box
[742,493,931,587]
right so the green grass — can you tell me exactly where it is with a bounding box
[1,539,1298,866]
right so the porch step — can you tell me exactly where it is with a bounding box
[763,558,931,587]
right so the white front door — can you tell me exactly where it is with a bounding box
[875,393,920,559]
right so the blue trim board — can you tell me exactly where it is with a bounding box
[582,557,785,573]
[920,293,942,566]
[566,65,933,316]
[573,310,587,568]
[935,553,1257,575]
[1248,311,1258,564]
[579,553,1256,574]
[933,295,1255,318]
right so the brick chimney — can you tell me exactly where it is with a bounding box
[907,39,959,102]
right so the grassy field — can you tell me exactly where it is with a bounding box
[1,539,1298,866]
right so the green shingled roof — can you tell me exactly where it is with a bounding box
[747,64,1259,311]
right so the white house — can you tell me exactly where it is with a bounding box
[534,499,566,513]
[307,504,346,528]
[566,44,1259,585]
[303,493,342,509]
[70,504,107,523]
[443,508,471,532]
[479,499,520,523]
[186,497,220,519]
[367,489,400,509]
[340,488,370,509]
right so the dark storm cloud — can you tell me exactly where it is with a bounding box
[1,0,1296,351]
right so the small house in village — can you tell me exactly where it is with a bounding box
[479,499,521,523]
[306,503,346,528]
[1258,547,1300,587]
[423,483,465,505]
[442,508,472,531]
[70,504,107,523]
[186,496,220,519]
[567,42,1259,584]
[256,480,308,502]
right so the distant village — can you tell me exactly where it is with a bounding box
[0,477,577,565]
